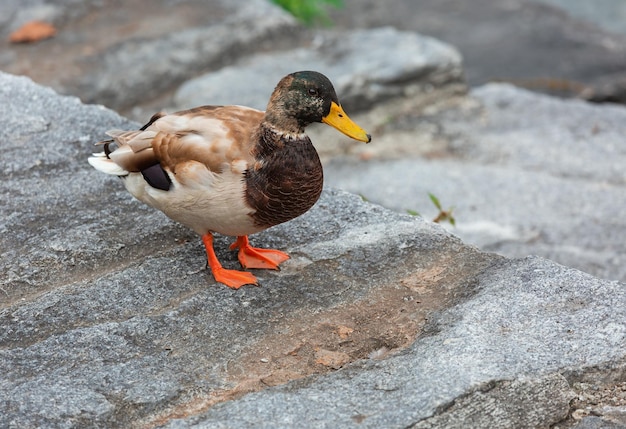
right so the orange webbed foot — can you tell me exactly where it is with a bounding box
[211,266,258,289]
[202,233,258,289]
[229,236,290,270]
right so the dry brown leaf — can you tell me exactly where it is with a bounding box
[10,21,57,44]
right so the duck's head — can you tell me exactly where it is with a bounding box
[265,71,371,143]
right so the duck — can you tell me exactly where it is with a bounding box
[88,71,371,289]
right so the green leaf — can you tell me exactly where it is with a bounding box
[406,209,420,217]
[428,192,442,210]
[271,0,344,26]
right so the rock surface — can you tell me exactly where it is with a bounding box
[174,27,463,112]
[2,1,626,428]
[1,69,626,429]
[164,256,625,429]
[324,84,626,284]
[0,0,300,113]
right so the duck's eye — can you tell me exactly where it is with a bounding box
[308,88,318,97]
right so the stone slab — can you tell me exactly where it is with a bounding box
[1,68,625,429]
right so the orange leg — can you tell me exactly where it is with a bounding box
[202,233,257,289]
[229,235,290,270]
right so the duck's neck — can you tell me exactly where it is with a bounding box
[254,122,307,158]
[263,111,303,134]
[263,91,316,135]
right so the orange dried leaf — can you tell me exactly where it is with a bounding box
[10,21,57,44]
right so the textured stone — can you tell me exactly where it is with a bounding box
[163,256,626,429]
[71,0,298,110]
[0,72,477,427]
[412,374,573,429]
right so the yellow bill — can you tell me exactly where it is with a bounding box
[322,101,371,143]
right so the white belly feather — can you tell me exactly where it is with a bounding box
[123,161,262,237]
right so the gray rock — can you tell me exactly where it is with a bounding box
[412,373,573,429]
[162,256,626,429]
[1,71,625,428]
[324,83,626,283]
[330,0,626,101]
[573,417,626,429]
[0,0,91,36]
[0,0,299,114]
[0,70,470,427]
[534,0,626,35]
[71,0,298,111]
[174,27,464,112]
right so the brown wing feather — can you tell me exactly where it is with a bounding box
[105,106,264,175]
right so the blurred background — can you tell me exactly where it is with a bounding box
[3,0,626,120]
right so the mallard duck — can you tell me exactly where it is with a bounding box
[89,71,371,289]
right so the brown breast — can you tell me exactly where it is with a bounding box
[244,127,324,228]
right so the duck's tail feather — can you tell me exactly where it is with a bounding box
[88,152,129,176]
